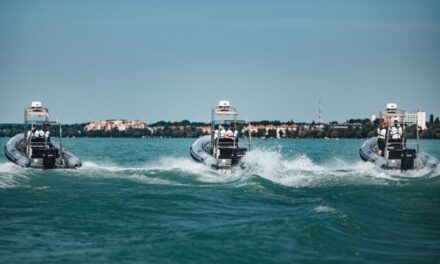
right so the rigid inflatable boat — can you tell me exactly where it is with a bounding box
[359,103,438,172]
[4,101,82,169]
[359,137,437,171]
[190,101,250,171]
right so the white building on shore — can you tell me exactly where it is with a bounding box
[84,120,147,131]
[403,111,426,130]
[371,104,427,130]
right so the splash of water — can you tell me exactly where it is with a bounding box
[0,162,29,189]
[1,147,438,189]
[313,205,337,214]
[76,157,243,185]
[242,147,438,188]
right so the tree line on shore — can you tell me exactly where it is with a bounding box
[1,117,440,139]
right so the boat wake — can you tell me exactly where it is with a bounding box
[70,147,440,188]
[74,158,242,185]
[0,162,30,189]
[1,147,438,189]
[242,148,396,188]
[248,147,439,186]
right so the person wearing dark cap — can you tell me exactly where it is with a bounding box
[377,121,387,156]
[27,124,37,139]
[43,123,50,140]
[390,120,402,141]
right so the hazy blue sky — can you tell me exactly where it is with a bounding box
[1,0,439,123]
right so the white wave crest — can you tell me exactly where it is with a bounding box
[71,161,180,185]
[148,157,248,183]
[313,205,337,213]
[241,148,408,188]
[0,162,29,189]
[76,157,244,185]
[78,148,439,188]
[2,147,436,189]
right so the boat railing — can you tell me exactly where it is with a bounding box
[383,121,417,160]
[209,101,251,159]
[25,136,62,156]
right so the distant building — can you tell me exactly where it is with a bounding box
[84,120,147,131]
[248,124,298,138]
[371,103,427,130]
[329,124,349,130]
[404,111,427,130]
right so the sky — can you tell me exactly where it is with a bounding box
[1,0,439,124]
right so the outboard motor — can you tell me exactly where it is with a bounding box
[43,148,56,169]
[231,148,247,166]
[401,149,415,171]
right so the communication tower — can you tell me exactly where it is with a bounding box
[318,99,322,125]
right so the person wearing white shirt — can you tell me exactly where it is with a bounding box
[390,121,401,140]
[37,130,45,138]
[26,124,38,157]
[43,123,50,139]
[377,122,387,156]
[225,128,234,137]
[231,124,238,138]
[227,126,239,138]
[378,128,387,139]
[219,126,226,138]
[27,124,37,139]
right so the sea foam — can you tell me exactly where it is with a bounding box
[0,162,29,189]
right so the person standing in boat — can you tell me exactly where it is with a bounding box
[389,120,402,142]
[37,126,45,138]
[214,125,219,139]
[377,121,387,156]
[27,124,37,140]
[26,124,38,156]
[43,122,54,150]
[225,124,238,138]
[219,125,226,138]
[225,126,234,138]
[43,123,50,140]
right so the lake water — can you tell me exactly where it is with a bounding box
[1,138,439,263]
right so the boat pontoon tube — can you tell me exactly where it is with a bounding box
[359,137,438,170]
[4,133,82,169]
[190,135,221,168]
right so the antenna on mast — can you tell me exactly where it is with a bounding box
[318,99,322,125]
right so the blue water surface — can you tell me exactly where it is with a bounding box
[1,138,439,263]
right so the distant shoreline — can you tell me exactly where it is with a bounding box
[2,136,439,141]
[1,119,440,139]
